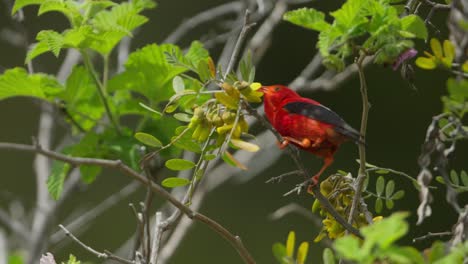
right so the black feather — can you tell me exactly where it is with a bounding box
[283,101,365,146]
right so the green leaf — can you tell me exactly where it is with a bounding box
[0,67,63,101]
[376,169,390,174]
[203,153,216,161]
[334,236,363,261]
[8,252,24,264]
[138,102,163,118]
[296,242,309,264]
[401,15,428,40]
[172,76,185,93]
[429,241,446,262]
[184,41,210,67]
[161,177,190,188]
[322,248,335,264]
[375,197,383,213]
[174,113,191,122]
[415,57,437,70]
[221,151,247,170]
[61,66,104,131]
[283,8,330,31]
[197,59,212,82]
[80,165,101,184]
[12,0,43,14]
[38,0,83,26]
[450,170,459,185]
[65,254,81,264]
[230,139,260,152]
[88,0,155,55]
[361,212,409,250]
[386,198,394,209]
[435,176,445,184]
[36,30,64,57]
[376,176,385,196]
[385,180,395,198]
[391,190,405,200]
[330,0,369,31]
[286,231,295,257]
[47,161,72,200]
[134,132,162,147]
[165,158,195,171]
[109,44,186,102]
[272,243,288,263]
[460,171,468,186]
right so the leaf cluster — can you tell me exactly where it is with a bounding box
[283,0,427,71]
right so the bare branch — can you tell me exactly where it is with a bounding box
[59,225,134,264]
[0,229,7,264]
[223,10,257,79]
[347,53,371,228]
[246,0,288,65]
[50,181,140,245]
[0,142,256,264]
[163,2,243,44]
[149,212,163,264]
[413,231,452,243]
[302,56,373,91]
[0,209,28,241]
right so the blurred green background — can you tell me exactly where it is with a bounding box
[0,0,466,263]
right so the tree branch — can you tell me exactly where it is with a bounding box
[0,142,255,264]
[223,10,256,79]
[59,225,134,264]
[163,1,243,44]
[347,53,371,227]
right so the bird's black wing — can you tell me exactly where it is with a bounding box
[283,101,365,145]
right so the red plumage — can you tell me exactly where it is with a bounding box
[261,85,363,187]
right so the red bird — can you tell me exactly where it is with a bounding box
[261,85,364,188]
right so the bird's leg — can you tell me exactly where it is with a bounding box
[307,156,334,193]
[311,137,324,148]
[278,137,311,149]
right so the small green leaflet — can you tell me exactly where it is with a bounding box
[134,132,162,147]
[161,177,190,188]
[47,161,72,200]
[138,102,163,118]
[165,158,195,170]
[172,76,185,93]
[283,8,330,31]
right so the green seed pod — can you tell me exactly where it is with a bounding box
[197,124,211,142]
[192,124,203,140]
[312,199,321,213]
[239,117,249,133]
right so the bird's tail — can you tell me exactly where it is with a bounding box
[336,124,367,147]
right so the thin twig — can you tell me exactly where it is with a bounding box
[265,170,302,183]
[223,10,256,80]
[0,209,28,241]
[0,142,255,264]
[347,52,371,228]
[59,225,134,264]
[412,231,452,243]
[150,212,163,264]
[81,51,121,134]
[50,181,141,245]
[163,1,243,44]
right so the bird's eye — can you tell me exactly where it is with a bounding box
[274,86,281,92]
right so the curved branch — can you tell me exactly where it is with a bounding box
[0,142,255,264]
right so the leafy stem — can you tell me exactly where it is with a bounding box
[347,52,371,227]
[81,50,121,135]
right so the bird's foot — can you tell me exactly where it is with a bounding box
[307,175,320,194]
[278,137,311,149]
